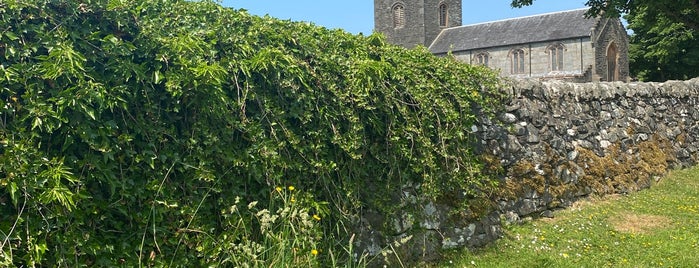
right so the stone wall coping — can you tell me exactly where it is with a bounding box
[503,77,699,101]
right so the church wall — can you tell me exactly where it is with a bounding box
[484,46,512,76]
[449,37,596,82]
[582,36,596,78]
[527,38,595,80]
[592,18,630,81]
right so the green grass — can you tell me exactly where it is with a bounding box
[439,166,699,268]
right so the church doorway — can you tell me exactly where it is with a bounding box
[606,42,619,81]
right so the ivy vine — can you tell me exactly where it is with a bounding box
[0,0,502,266]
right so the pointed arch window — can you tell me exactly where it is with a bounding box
[439,3,448,27]
[393,3,406,29]
[549,44,564,71]
[475,52,489,67]
[511,49,526,74]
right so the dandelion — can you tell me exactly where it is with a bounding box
[313,214,321,221]
[275,186,282,192]
[291,197,296,203]
[288,186,295,191]
[311,249,319,256]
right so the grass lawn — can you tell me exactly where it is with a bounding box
[439,166,699,268]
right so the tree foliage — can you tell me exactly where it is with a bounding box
[511,0,699,31]
[0,0,502,266]
[626,6,699,81]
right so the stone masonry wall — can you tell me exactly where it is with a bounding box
[451,38,594,81]
[355,78,699,267]
[374,0,462,48]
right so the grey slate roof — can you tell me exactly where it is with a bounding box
[429,8,597,54]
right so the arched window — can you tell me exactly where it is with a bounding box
[393,3,406,29]
[549,44,564,71]
[439,3,448,27]
[511,49,526,74]
[475,52,489,67]
[607,42,619,81]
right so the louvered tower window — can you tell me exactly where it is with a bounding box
[439,3,448,27]
[393,3,405,29]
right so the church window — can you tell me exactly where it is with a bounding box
[475,53,488,67]
[511,49,525,74]
[549,44,564,71]
[439,3,448,27]
[393,3,406,29]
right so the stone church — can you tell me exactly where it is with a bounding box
[374,0,630,82]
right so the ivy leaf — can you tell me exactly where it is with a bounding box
[32,117,43,130]
[4,31,19,41]
[79,103,96,120]
[39,185,77,211]
[36,42,87,80]
[154,70,163,84]
[9,181,18,207]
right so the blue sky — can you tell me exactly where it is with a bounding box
[221,0,587,35]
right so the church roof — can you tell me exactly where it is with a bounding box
[429,8,597,54]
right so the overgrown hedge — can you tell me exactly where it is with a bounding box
[0,0,501,266]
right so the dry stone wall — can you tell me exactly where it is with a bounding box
[356,78,699,267]
[486,78,698,218]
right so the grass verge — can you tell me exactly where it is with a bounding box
[439,166,699,268]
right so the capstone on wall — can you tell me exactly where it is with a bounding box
[354,78,699,267]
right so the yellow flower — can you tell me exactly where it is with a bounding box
[291,197,296,203]
[311,249,319,256]
[288,186,295,191]
[275,186,282,192]
[313,214,321,221]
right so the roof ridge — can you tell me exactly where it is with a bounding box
[429,7,599,53]
[445,7,590,31]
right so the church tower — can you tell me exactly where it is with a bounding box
[374,0,462,48]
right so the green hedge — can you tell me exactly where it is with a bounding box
[0,0,501,266]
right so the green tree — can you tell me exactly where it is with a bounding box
[511,0,699,31]
[626,6,699,81]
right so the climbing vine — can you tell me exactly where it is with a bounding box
[0,0,502,266]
